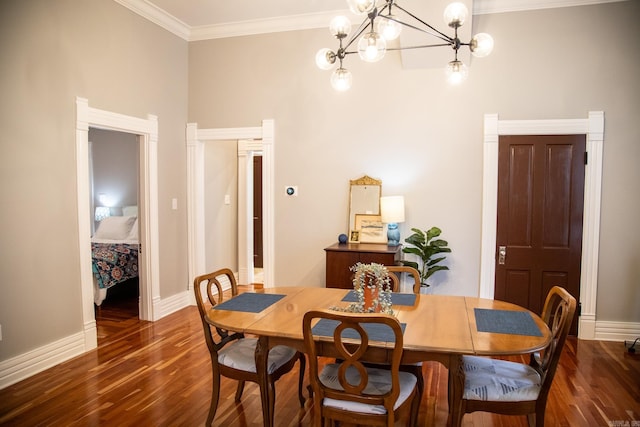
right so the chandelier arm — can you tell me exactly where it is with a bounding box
[342,19,372,52]
[387,18,453,44]
[385,43,453,52]
[392,3,453,42]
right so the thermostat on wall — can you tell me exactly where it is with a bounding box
[285,186,298,196]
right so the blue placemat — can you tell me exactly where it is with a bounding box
[474,308,543,337]
[342,291,416,306]
[213,293,285,313]
[311,318,406,343]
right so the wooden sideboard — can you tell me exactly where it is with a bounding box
[324,242,402,288]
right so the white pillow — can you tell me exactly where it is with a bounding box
[122,205,138,217]
[127,218,139,240]
[94,216,137,240]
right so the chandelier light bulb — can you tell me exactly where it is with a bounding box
[331,67,353,91]
[446,60,468,85]
[443,2,468,28]
[376,14,402,41]
[315,48,336,70]
[357,31,386,62]
[329,15,352,38]
[346,0,376,15]
[470,33,494,57]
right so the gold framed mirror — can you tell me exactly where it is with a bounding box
[348,175,382,233]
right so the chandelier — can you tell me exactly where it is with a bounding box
[315,0,494,91]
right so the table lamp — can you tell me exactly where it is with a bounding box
[380,196,405,246]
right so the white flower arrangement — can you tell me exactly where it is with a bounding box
[331,262,394,314]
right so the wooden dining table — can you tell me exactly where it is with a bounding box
[204,286,552,426]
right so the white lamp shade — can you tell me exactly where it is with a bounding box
[380,196,405,223]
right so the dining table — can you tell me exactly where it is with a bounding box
[204,286,552,427]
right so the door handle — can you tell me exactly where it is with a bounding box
[498,246,506,265]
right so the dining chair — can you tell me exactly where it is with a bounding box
[450,285,577,427]
[303,309,420,427]
[386,266,421,293]
[193,268,305,426]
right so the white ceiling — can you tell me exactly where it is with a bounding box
[114,0,621,41]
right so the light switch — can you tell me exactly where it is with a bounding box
[172,198,178,210]
[224,194,231,205]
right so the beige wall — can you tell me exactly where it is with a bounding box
[204,140,238,272]
[0,0,188,360]
[0,0,638,369]
[189,2,640,320]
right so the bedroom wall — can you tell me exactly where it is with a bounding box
[189,1,640,324]
[0,0,188,362]
[90,128,139,223]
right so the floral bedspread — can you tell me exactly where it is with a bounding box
[91,242,139,289]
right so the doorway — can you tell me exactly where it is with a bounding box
[479,112,604,340]
[253,156,264,282]
[495,135,585,334]
[90,128,141,336]
[186,121,275,293]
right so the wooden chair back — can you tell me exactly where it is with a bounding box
[303,309,411,426]
[533,285,577,399]
[193,268,243,360]
[386,266,421,293]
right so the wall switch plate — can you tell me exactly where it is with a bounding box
[172,198,178,210]
[224,194,231,205]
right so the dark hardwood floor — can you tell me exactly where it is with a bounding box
[1,285,638,426]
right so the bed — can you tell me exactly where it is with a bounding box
[91,207,139,306]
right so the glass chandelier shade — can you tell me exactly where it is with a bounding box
[316,1,493,90]
[315,48,336,70]
[347,0,376,15]
[331,67,353,91]
[446,60,469,85]
[357,30,386,62]
[376,14,402,41]
[443,2,468,28]
[470,32,494,57]
[329,15,352,38]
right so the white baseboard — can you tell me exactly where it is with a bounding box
[594,320,640,342]
[153,289,191,320]
[0,331,86,390]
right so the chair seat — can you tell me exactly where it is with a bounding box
[218,338,297,374]
[320,363,417,415]
[462,355,541,402]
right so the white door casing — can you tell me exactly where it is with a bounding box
[480,111,604,340]
[76,97,160,350]
[186,120,274,297]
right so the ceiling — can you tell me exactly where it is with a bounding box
[114,0,618,41]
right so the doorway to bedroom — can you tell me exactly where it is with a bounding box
[89,128,141,340]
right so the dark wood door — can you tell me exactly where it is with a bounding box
[252,156,263,268]
[495,135,585,333]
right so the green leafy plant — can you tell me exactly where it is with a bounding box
[401,227,451,287]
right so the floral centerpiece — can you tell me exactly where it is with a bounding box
[331,262,394,314]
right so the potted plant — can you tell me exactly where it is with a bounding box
[330,262,394,314]
[401,227,451,287]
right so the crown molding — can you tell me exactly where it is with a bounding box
[188,10,351,42]
[114,0,627,42]
[113,0,190,40]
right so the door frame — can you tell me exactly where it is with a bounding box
[186,120,274,295]
[75,97,160,351]
[479,111,604,340]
